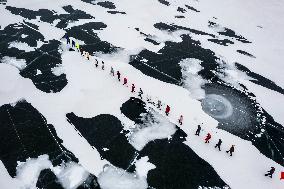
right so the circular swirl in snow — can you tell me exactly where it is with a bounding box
[201,94,233,119]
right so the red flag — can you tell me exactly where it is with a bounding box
[281,172,284,180]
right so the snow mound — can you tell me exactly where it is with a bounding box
[130,109,177,151]
[98,166,148,189]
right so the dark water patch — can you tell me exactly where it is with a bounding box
[203,83,284,166]
[0,0,7,5]
[209,21,251,43]
[175,15,185,18]
[154,22,178,32]
[139,127,229,189]
[158,0,170,6]
[107,10,126,15]
[208,38,234,46]
[177,7,186,13]
[236,50,256,58]
[235,63,284,95]
[0,101,78,177]
[120,97,147,124]
[97,1,116,9]
[36,169,65,189]
[66,113,137,171]
[185,4,200,12]
[144,38,160,45]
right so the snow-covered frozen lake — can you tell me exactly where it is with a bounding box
[0,0,284,188]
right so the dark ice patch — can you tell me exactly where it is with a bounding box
[130,34,220,85]
[209,21,251,43]
[175,15,185,18]
[158,0,170,6]
[208,38,234,46]
[120,97,147,124]
[139,127,229,189]
[236,50,256,58]
[144,38,160,45]
[97,1,116,9]
[0,101,77,177]
[6,6,58,24]
[36,169,64,189]
[235,63,284,95]
[177,7,187,13]
[154,22,215,37]
[65,22,120,54]
[107,10,126,15]
[185,4,200,12]
[66,113,137,172]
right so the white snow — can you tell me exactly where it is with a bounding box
[8,41,35,52]
[51,64,65,76]
[15,155,52,189]
[129,109,177,151]
[179,58,207,100]
[98,166,148,189]
[52,162,89,189]
[1,56,27,70]
[134,156,156,178]
[36,69,42,75]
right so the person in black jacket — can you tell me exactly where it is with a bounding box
[195,125,201,136]
[265,167,275,178]
[215,139,222,151]
[226,145,235,156]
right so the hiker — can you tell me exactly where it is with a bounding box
[131,84,135,93]
[86,52,90,60]
[157,100,162,110]
[205,133,211,143]
[215,139,222,151]
[66,36,70,44]
[110,67,114,76]
[80,47,84,55]
[265,167,275,178]
[75,42,80,51]
[138,88,143,99]
[226,145,235,156]
[72,40,75,48]
[123,77,127,85]
[178,115,183,125]
[165,105,170,116]
[102,61,105,70]
[195,124,201,136]
[117,71,121,81]
[95,59,98,67]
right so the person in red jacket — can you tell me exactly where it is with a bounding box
[117,71,121,81]
[165,105,170,116]
[123,77,127,85]
[205,133,211,143]
[131,84,135,92]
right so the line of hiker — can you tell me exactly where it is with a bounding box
[64,37,284,181]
